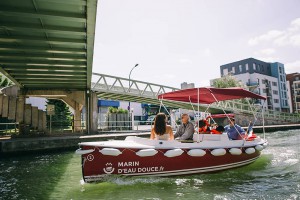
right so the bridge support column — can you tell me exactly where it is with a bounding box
[73,102,81,132]
[16,96,25,123]
[86,91,98,134]
[90,91,98,133]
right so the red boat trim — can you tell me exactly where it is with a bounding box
[83,156,259,181]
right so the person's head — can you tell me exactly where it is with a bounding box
[229,118,235,127]
[154,113,167,136]
[216,125,225,133]
[198,120,207,128]
[181,114,189,124]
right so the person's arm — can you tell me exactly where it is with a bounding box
[236,125,247,139]
[179,123,194,140]
[168,127,174,140]
[173,126,181,138]
[150,129,155,139]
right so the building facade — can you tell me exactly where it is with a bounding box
[286,73,300,113]
[219,58,290,112]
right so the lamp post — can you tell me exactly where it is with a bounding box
[128,64,139,111]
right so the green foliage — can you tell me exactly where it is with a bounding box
[46,99,72,129]
[212,74,245,88]
[108,107,129,114]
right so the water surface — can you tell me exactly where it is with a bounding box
[0,130,299,200]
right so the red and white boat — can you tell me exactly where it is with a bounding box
[76,87,268,182]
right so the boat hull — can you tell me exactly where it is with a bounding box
[80,146,261,182]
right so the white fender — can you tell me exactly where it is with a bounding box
[255,145,264,151]
[136,149,158,157]
[99,148,122,156]
[229,148,242,155]
[188,149,206,157]
[245,147,256,154]
[75,149,94,155]
[262,142,268,149]
[211,149,226,156]
[164,149,184,157]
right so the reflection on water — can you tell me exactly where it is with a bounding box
[0,130,299,200]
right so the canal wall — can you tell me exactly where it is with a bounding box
[0,124,299,154]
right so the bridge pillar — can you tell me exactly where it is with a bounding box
[16,96,25,123]
[86,91,98,134]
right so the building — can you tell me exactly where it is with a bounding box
[286,73,300,113]
[181,82,195,89]
[219,58,290,112]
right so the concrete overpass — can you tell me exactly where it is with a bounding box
[0,0,98,133]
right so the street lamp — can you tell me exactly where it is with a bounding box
[128,64,139,111]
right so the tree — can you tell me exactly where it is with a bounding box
[46,99,72,130]
[212,74,245,88]
[212,75,252,104]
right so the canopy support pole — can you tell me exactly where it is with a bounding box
[207,88,245,146]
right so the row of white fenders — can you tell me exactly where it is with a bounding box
[76,143,268,158]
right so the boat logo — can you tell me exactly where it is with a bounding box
[103,163,115,174]
[86,154,94,161]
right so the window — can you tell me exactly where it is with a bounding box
[253,63,256,70]
[261,65,264,72]
[274,99,279,103]
[279,67,282,73]
[295,77,299,81]
[263,89,267,93]
[232,67,235,74]
[273,90,278,95]
[275,108,280,111]
[239,65,242,72]
[272,82,277,86]
[223,68,228,75]
[246,63,249,71]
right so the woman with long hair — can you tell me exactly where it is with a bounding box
[150,113,174,140]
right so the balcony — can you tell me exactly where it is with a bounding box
[246,82,259,87]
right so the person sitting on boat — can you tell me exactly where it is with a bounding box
[211,125,225,134]
[198,119,210,134]
[174,114,194,140]
[224,118,247,140]
[150,113,174,140]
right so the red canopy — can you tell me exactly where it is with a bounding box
[158,87,266,104]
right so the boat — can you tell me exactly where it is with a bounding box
[76,87,268,182]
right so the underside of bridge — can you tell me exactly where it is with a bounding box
[96,91,223,114]
[0,0,98,133]
[0,0,96,90]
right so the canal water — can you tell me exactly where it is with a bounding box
[0,130,299,200]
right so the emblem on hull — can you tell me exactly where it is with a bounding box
[103,163,115,174]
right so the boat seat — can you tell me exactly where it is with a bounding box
[193,134,229,142]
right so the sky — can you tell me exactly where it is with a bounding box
[92,0,300,88]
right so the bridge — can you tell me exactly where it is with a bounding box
[0,0,299,135]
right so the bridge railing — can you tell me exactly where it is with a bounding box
[91,73,179,98]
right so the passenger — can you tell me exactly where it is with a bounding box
[174,114,194,140]
[198,119,210,134]
[150,113,174,140]
[211,125,225,134]
[224,118,247,140]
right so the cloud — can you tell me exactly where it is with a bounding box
[285,60,300,73]
[248,17,300,47]
[256,48,276,55]
[179,58,193,64]
[248,30,283,46]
